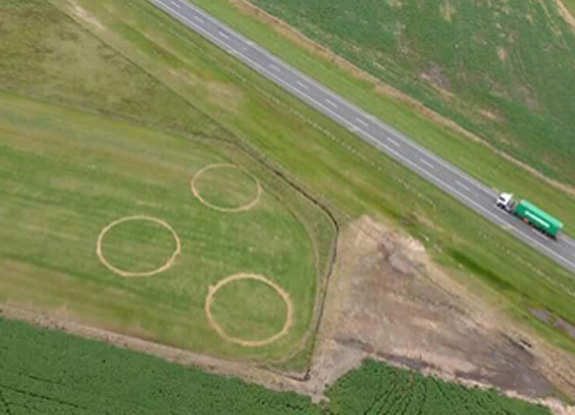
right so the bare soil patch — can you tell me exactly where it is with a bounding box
[205,273,294,347]
[307,216,575,404]
[68,2,105,31]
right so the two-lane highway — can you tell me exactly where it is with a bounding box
[147,0,575,275]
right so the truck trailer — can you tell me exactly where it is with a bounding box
[496,193,564,238]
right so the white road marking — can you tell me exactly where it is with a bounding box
[218,31,229,40]
[355,117,369,127]
[170,1,180,8]
[155,0,575,271]
[325,98,338,108]
[269,64,280,72]
[419,158,436,170]
[296,81,309,90]
[192,15,204,23]
[387,137,401,147]
[455,180,471,192]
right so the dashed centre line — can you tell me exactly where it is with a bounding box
[296,81,309,90]
[387,137,401,147]
[355,117,369,127]
[419,158,436,170]
[218,31,229,39]
[325,98,338,108]
[455,180,471,192]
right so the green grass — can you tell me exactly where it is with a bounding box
[183,0,575,238]
[325,360,552,415]
[0,318,552,414]
[211,279,288,341]
[2,0,575,366]
[245,0,575,187]
[0,90,334,363]
[101,219,179,273]
[194,165,261,210]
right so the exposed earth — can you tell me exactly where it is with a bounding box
[3,216,575,414]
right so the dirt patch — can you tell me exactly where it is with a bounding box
[420,64,452,92]
[96,215,181,278]
[530,309,575,342]
[440,2,457,22]
[191,164,262,213]
[307,216,575,404]
[498,46,509,63]
[553,0,575,34]
[205,273,294,347]
[206,81,245,113]
[68,2,105,31]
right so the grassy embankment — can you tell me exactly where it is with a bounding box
[187,0,575,235]
[1,0,575,362]
[52,0,575,351]
[246,0,575,186]
[0,317,552,415]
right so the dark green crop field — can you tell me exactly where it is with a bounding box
[247,0,575,186]
[325,360,551,415]
[0,318,552,415]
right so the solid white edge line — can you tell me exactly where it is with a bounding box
[152,0,575,271]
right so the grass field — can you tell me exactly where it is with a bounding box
[245,0,575,187]
[184,0,575,238]
[0,317,552,414]
[0,90,335,363]
[1,0,575,362]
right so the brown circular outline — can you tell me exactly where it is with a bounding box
[191,164,262,213]
[97,215,181,278]
[205,273,294,347]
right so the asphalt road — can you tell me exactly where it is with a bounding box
[146,0,575,275]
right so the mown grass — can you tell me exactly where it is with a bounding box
[50,0,575,352]
[0,90,333,363]
[183,0,575,238]
[194,165,261,210]
[246,0,575,188]
[2,0,575,365]
[211,279,288,341]
[0,318,552,415]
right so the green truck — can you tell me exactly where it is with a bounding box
[496,193,564,238]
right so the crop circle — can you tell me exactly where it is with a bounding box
[191,164,262,213]
[97,215,181,277]
[205,273,293,347]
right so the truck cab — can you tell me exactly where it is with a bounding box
[496,192,515,212]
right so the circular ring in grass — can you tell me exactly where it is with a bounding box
[97,215,181,277]
[205,273,293,347]
[191,164,262,213]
